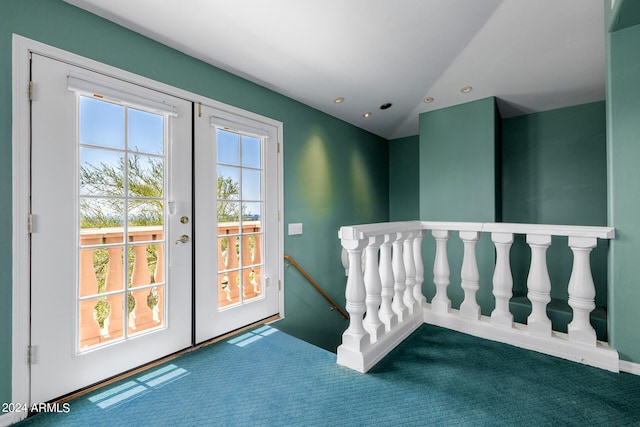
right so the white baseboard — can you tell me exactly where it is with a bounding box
[423,306,620,373]
[620,360,640,375]
[0,410,26,427]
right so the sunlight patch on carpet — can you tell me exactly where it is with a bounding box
[227,325,278,347]
[87,364,190,409]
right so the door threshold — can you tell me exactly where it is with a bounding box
[45,314,281,408]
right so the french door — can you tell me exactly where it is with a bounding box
[194,105,281,342]
[30,54,193,403]
[29,53,282,404]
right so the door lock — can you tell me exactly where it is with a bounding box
[175,234,190,244]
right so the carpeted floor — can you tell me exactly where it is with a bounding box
[16,324,640,426]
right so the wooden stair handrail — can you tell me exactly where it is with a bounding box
[284,254,349,320]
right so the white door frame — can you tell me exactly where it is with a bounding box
[11,34,283,419]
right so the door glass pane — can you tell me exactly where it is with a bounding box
[218,201,240,231]
[128,286,164,336]
[242,168,261,201]
[241,135,261,168]
[216,129,265,309]
[78,95,167,352]
[79,97,124,149]
[80,147,124,196]
[217,166,240,200]
[217,129,239,165]
[79,293,124,350]
[243,266,262,302]
[128,199,163,241]
[128,108,164,155]
[218,272,240,308]
[128,154,164,198]
[243,202,262,224]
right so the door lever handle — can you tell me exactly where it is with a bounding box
[175,235,190,244]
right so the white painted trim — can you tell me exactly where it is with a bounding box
[0,411,23,427]
[423,307,620,373]
[620,360,640,376]
[276,124,285,318]
[12,34,284,406]
[11,34,32,424]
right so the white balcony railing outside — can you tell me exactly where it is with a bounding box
[337,221,618,373]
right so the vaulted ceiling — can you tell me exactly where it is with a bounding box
[64,0,605,140]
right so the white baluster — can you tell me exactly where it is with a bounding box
[392,232,409,322]
[526,234,552,336]
[431,230,451,314]
[459,231,480,320]
[363,235,385,343]
[491,232,514,328]
[379,234,398,331]
[567,236,598,346]
[340,238,370,352]
[403,231,419,315]
[413,230,426,306]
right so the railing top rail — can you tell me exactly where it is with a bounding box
[338,220,615,240]
[479,222,615,239]
[338,221,422,240]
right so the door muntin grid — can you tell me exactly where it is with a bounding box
[77,95,169,352]
[216,129,264,309]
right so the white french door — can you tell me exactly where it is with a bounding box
[194,105,281,342]
[30,54,193,403]
[28,51,282,404]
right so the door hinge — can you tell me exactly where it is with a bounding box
[277,211,281,221]
[27,345,33,366]
[277,142,280,154]
[278,280,281,291]
[28,213,33,234]
[28,81,34,101]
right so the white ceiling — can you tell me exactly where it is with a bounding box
[64,0,605,140]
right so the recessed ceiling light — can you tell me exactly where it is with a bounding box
[460,86,473,94]
[334,97,345,103]
[423,97,435,103]
[380,102,393,110]
[363,112,372,118]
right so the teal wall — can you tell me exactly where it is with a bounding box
[419,97,499,313]
[502,102,608,307]
[419,97,499,223]
[389,135,419,221]
[609,0,640,32]
[278,121,388,350]
[607,19,640,362]
[1,0,389,403]
[413,98,610,333]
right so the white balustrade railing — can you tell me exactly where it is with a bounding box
[337,221,618,373]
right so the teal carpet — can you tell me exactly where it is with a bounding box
[17,324,640,426]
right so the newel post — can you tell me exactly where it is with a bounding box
[526,234,552,336]
[567,236,598,346]
[340,237,370,352]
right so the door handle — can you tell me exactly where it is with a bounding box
[175,235,190,244]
